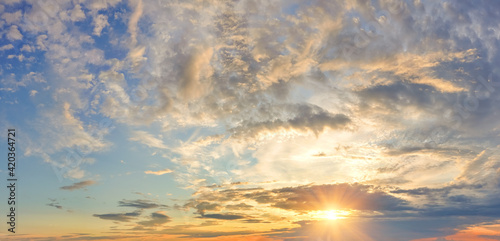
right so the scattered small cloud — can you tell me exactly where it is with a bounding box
[93,211,141,222]
[144,168,173,175]
[60,180,96,191]
[137,211,171,227]
[118,199,168,209]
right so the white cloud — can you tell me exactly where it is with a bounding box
[129,131,168,149]
[0,44,13,51]
[88,0,122,11]
[20,44,33,52]
[2,10,21,24]
[128,0,143,46]
[92,14,108,36]
[6,25,22,41]
[70,4,86,22]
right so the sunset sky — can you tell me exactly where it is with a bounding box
[1,0,500,240]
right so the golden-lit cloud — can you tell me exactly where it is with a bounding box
[145,168,173,175]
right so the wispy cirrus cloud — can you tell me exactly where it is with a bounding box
[129,131,168,149]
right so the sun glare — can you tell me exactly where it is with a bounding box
[310,210,350,220]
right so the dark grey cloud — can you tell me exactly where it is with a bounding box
[137,212,171,227]
[390,183,483,197]
[225,203,253,210]
[47,198,63,210]
[184,201,223,215]
[60,180,96,191]
[267,183,412,212]
[231,104,351,139]
[199,213,246,220]
[93,211,141,222]
[242,219,269,223]
[118,199,168,209]
[188,183,412,215]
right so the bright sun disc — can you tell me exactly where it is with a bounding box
[310,210,350,220]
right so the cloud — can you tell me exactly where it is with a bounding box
[6,25,22,41]
[144,168,173,175]
[137,211,171,227]
[70,4,86,22]
[225,203,253,211]
[230,104,351,139]
[200,213,246,220]
[47,199,63,210]
[20,44,33,52]
[60,180,97,191]
[128,0,143,46]
[178,46,214,100]
[92,14,109,36]
[88,0,122,11]
[129,131,168,149]
[1,10,21,24]
[118,199,168,209]
[0,44,13,51]
[93,211,141,222]
[264,183,411,212]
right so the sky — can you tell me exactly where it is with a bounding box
[1,0,500,240]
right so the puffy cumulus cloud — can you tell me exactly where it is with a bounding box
[70,4,86,22]
[20,44,33,52]
[0,44,13,51]
[6,25,22,41]
[1,10,22,24]
[92,14,109,36]
[60,180,97,191]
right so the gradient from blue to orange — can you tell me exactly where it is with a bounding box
[1,0,500,240]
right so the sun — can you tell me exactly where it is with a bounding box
[325,210,342,220]
[309,210,350,220]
